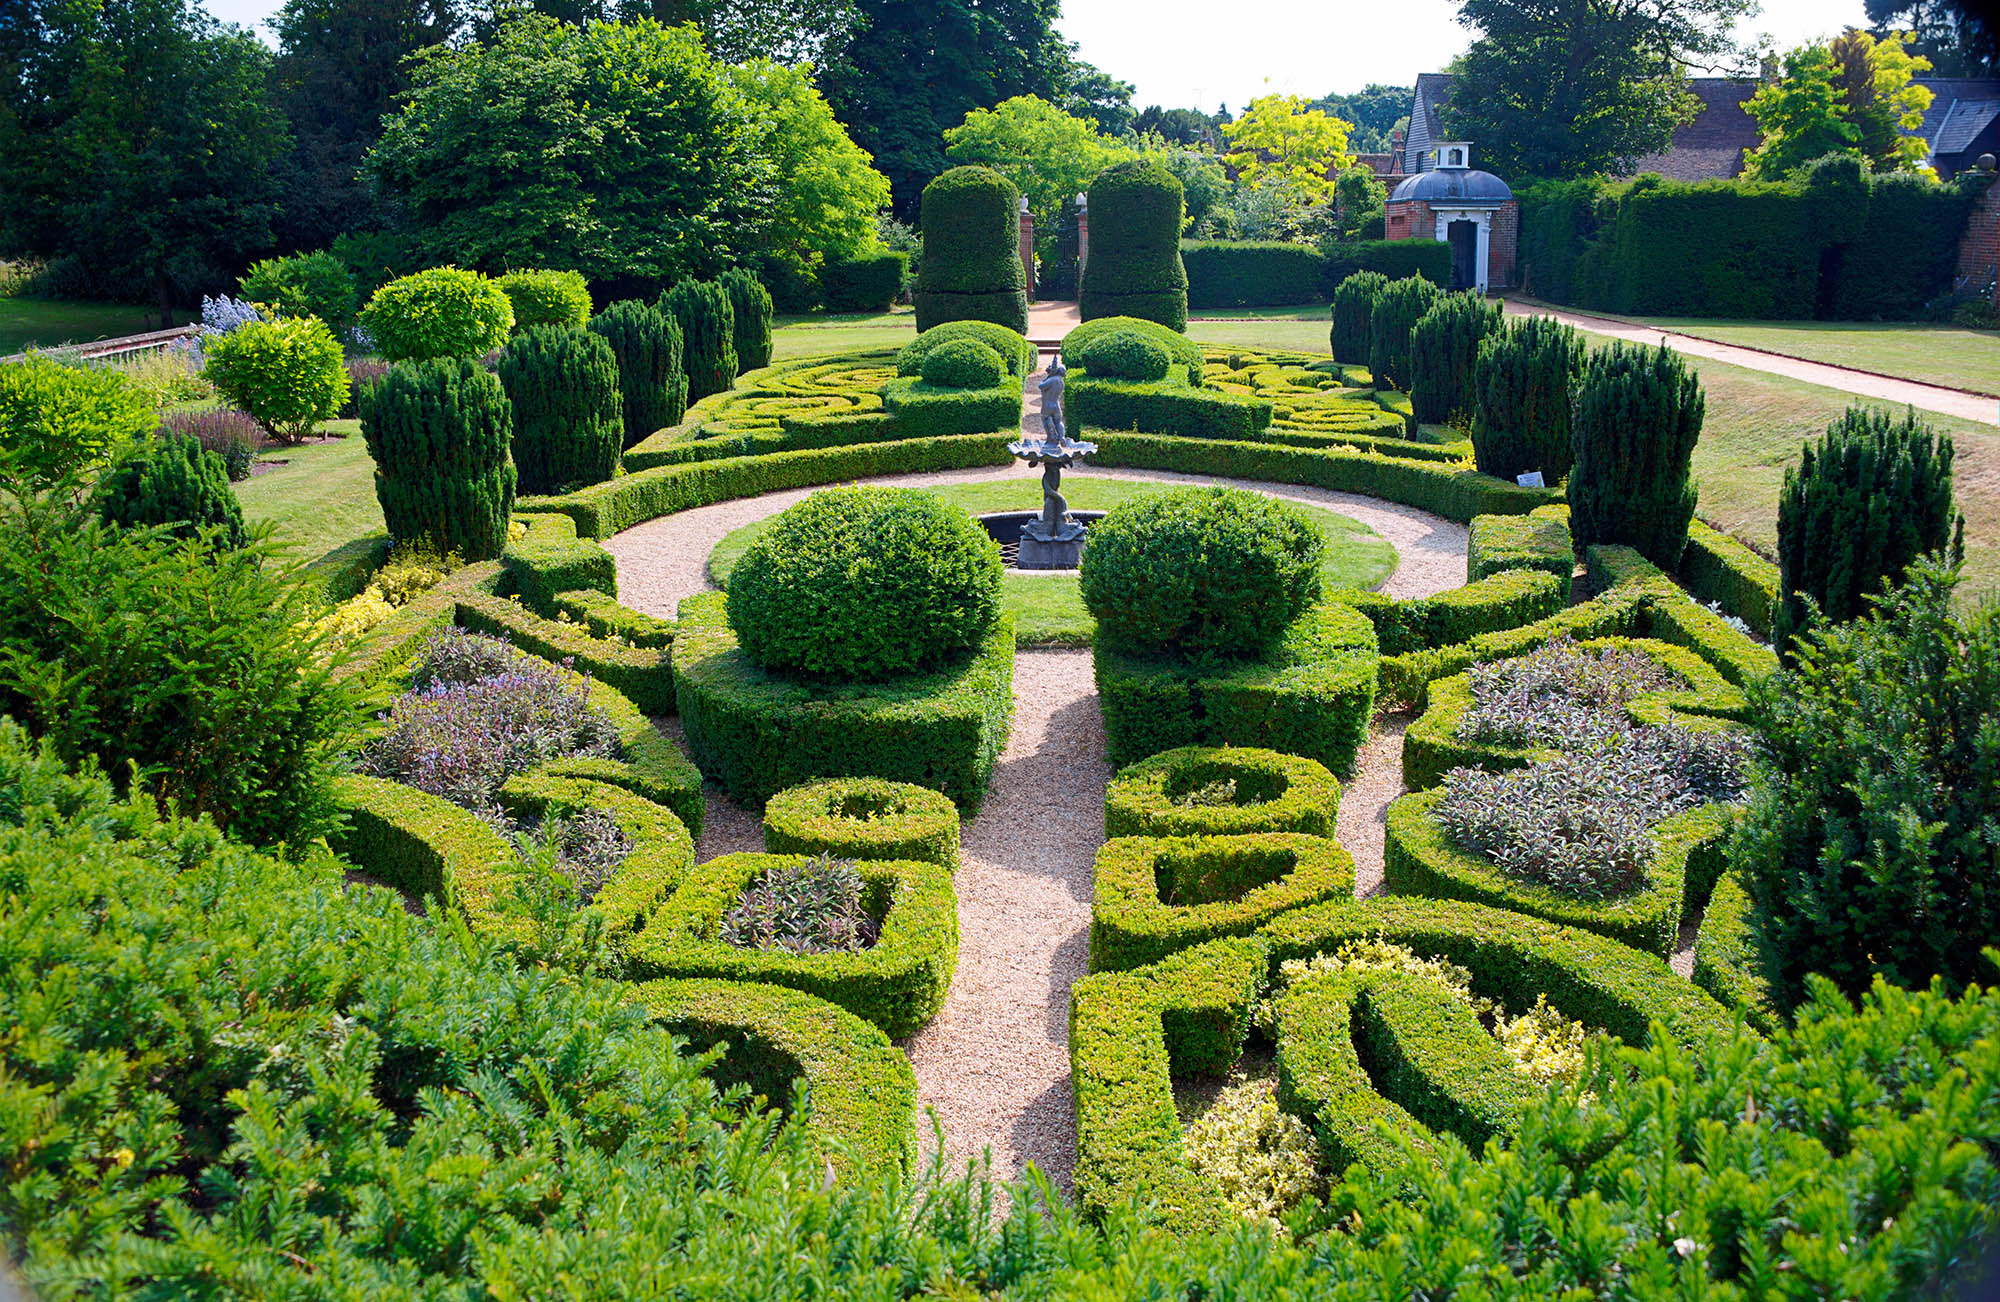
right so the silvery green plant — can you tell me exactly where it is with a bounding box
[720,853,880,954]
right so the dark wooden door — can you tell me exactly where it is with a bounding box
[1448,220,1477,290]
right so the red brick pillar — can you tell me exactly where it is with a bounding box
[1952,165,2000,306]
[1018,198,1036,301]
[1077,194,1089,281]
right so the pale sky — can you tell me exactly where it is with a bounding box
[202,0,1876,106]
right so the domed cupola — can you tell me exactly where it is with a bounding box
[1390,142,1513,207]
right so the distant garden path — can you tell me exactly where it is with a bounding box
[607,465,1468,1192]
[1508,298,1999,426]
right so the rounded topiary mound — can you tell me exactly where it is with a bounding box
[918,338,1006,390]
[497,268,592,331]
[1060,314,1203,375]
[728,486,1002,682]
[1080,486,1325,661]
[1104,746,1341,839]
[1079,158,1189,331]
[1072,328,1171,382]
[360,267,514,362]
[896,320,1034,378]
[913,166,1029,334]
[763,777,961,868]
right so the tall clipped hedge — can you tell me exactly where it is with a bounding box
[1182,241,1323,308]
[913,166,1028,334]
[661,280,738,401]
[1366,276,1441,393]
[1081,158,1189,331]
[1568,341,1703,570]
[1408,292,1502,425]
[1773,405,1963,653]
[588,299,688,448]
[359,358,516,560]
[1471,315,1585,483]
[1319,239,1451,296]
[720,268,775,372]
[496,326,624,496]
[1329,269,1387,366]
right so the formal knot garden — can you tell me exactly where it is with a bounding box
[4,142,1999,1292]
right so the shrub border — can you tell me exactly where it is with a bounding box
[761,778,961,869]
[1103,746,1341,840]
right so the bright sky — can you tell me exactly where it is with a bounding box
[203,0,1876,105]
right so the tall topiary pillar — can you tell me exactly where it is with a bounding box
[1079,159,1188,331]
[660,280,738,401]
[360,359,516,561]
[496,326,624,495]
[1470,315,1586,484]
[720,268,775,372]
[1366,275,1441,392]
[1568,341,1703,570]
[589,300,688,447]
[1329,269,1387,365]
[1409,291,1503,425]
[914,167,1030,334]
[1773,405,1962,654]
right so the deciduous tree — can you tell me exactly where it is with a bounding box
[943,96,1131,237]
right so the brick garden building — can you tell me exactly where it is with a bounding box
[1384,143,1518,293]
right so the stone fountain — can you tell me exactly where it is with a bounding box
[1005,356,1097,569]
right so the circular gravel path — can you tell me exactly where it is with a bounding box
[606,464,1467,1191]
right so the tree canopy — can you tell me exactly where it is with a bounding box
[729,59,892,278]
[943,96,1130,234]
[1745,31,1933,180]
[1218,95,1354,209]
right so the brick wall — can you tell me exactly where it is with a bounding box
[1383,199,1520,289]
[1955,173,2000,304]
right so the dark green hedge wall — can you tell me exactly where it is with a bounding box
[1319,240,1452,296]
[1081,159,1189,330]
[1181,242,1324,307]
[914,167,1029,334]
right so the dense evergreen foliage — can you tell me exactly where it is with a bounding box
[237,250,359,335]
[720,267,776,372]
[1328,269,1387,365]
[496,326,625,495]
[1365,275,1441,393]
[358,358,516,560]
[661,279,740,402]
[1408,292,1503,426]
[1567,341,1703,569]
[819,251,908,312]
[1774,404,1963,652]
[94,435,247,549]
[588,299,689,446]
[1471,315,1586,483]
[913,166,1030,334]
[1079,158,1189,331]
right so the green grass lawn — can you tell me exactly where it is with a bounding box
[0,297,158,356]
[705,476,1398,647]
[1185,303,1328,321]
[772,307,918,361]
[232,422,388,570]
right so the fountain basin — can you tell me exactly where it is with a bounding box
[976,510,1106,570]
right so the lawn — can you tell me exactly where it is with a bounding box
[772,307,918,360]
[706,476,1398,646]
[0,296,157,356]
[233,422,387,569]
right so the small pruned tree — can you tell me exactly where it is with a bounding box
[1408,292,1503,426]
[588,300,688,447]
[359,359,516,561]
[1366,275,1441,393]
[1329,269,1387,366]
[1471,315,1587,483]
[660,280,738,401]
[496,326,624,496]
[1773,404,1963,654]
[1567,341,1702,569]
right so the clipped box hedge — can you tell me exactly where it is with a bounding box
[1181,240,1326,308]
[1094,600,1379,774]
[550,588,674,648]
[1678,521,1778,637]
[878,375,1024,438]
[1376,581,1652,709]
[1103,746,1341,840]
[502,511,617,615]
[1692,869,1781,1032]
[1090,831,1355,972]
[1348,967,1540,1150]
[673,591,1013,811]
[762,777,960,869]
[1382,791,1732,957]
[1467,504,1573,594]
[1339,568,1567,658]
[624,851,957,1038]
[627,977,917,1182]
[1273,967,1434,1182]
[1067,374,1275,442]
[456,589,676,715]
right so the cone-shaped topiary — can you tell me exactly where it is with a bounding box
[1329,269,1387,366]
[1366,275,1441,393]
[95,434,247,549]
[659,280,738,401]
[1409,292,1503,425]
[359,359,516,561]
[588,299,688,447]
[1568,341,1703,570]
[497,268,592,331]
[496,326,624,496]
[914,166,1029,334]
[719,268,775,372]
[1079,158,1188,331]
[1773,405,1963,654]
[1471,314,1586,484]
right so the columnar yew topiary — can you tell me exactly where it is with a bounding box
[660,280,738,401]
[720,268,775,372]
[1567,341,1703,570]
[94,435,247,549]
[359,359,516,561]
[1366,275,1441,393]
[1409,292,1503,426]
[1329,269,1387,366]
[497,268,593,331]
[913,166,1029,334]
[496,326,624,495]
[1079,158,1189,331]
[1773,405,1962,654]
[1471,314,1586,483]
[360,267,514,362]
[587,299,688,446]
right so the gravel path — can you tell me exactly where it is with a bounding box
[1338,713,1414,897]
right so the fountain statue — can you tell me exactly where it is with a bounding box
[1007,356,1096,569]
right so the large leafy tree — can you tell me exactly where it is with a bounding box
[1865,0,1997,76]
[1219,94,1354,208]
[1743,46,1860,180]
[1309,84,1411,153]
[368,14,751,285]
[1444,0,1752,180]
[479,0,858,64]
[1055,56,1136,137]
[943,95,1131,236]
[1132,106,1217,147]
[729,59,891,279]
[1746,32,1933,180]
[0,0,288,321]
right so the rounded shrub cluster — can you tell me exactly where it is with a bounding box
[0,356,159,490]
[1071,328,1171,382]
[201,316,350,445]
[895,320,1034,378]
[912,166,1028,334]
[238,251,358,336]
[1060,314,1203,376]
[917,338,1006,390]
[727,486,1002,682]
[497,268,593,331]
[1080,486,1325,661]
[360,267,514,362]
[95,434,247,549]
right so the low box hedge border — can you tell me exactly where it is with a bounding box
[456,590,676,716]
[1103,745,1341,840]
[1376,581,1653,709]
[878,376,1023,438]
[1090,831,1355,972]
[1680,520,1778,637]
[1383,791,1733,957]
[624,851,957,1039]
[626,977,918,1183]
[1345,967,1540,1152]
[1467,505,1573,595]
[1273,968,1433,1184]
[673,591,1014,812]
[1068,936,1268,1233]
[502,512,617,616]
[1094,601,1379,775]
[1339,568,1567,658]
[550,588,674,648]
[1692,869,1781,1033]
[762,778,960,869]
[1069,375,1275,442]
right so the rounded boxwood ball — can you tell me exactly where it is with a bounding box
[919,338,1006,390]
[728,486,1003,682]
[1073,328,1171,381]
[1080,486,1326,661]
